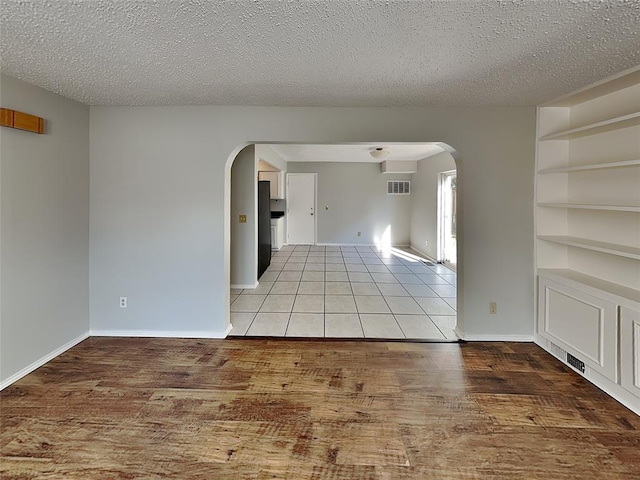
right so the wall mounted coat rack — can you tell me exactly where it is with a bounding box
[1,108,44,134]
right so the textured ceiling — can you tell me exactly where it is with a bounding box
[269,144,445,163]
[1,1,639,107]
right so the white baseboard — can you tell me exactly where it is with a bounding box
[0,331,90,391]
[223,323,233,337]
[535,336,639,416]
[316,243,378,247]
[455,327,533,342]
[408,245,437,262]
[231,282,258,289]
[90,328,231,339]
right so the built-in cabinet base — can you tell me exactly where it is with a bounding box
[270,217,284,250]
[537,270,640,415]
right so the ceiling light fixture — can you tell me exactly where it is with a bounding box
[369,147,389,159]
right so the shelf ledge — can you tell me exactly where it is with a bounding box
[537,235,640,260]
[539,111,640,140]
[538,159,640,174]
[537,203,640,213]
[538,268,640,305]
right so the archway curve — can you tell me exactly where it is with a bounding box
[223,141,463,337]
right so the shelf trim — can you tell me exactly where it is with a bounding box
[537,235,640,260]
[538,159,640,174]
[537,203,640,213]
[539,111,640,140]
[541,66,640,107]
[537,268,640,304]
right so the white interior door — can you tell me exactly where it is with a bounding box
[287,173,316,245]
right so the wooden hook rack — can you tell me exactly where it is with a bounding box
[1,108,45,134]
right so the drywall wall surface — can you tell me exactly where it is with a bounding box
[287,162,411,245]
[410,152,457,259]
[256,144,287,172]
[90,105,535,338]
[0,74,89,384]
[230,145,257,288]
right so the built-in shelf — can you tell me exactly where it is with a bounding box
[537,235,640,260]
[536,67,640,410]
[538,159,640,174]
[542,68,640,107]
[538,268,640,304]
[539,111,640,141]
[537,202,640,213]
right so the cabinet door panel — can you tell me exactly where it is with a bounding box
[620,306,640,398]
[258,171,282,199]
[538,276,618,380]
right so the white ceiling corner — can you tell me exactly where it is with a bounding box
[1,1,639,107]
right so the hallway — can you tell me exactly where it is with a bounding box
[230,245,457,339]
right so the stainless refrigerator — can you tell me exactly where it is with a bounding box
[257,181,271,279]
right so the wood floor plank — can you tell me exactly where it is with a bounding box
[1,338,638,478]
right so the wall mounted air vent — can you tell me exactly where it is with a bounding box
[387,180,410,195]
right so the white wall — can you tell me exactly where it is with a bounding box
[255,144,287,172]
[287,162,411,245]
[89,105,536,340]
[0,74,90,385]
[230,145,257,288]
[410,152,457,260]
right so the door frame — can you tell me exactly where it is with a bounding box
[226,142,462,338]
[437,169,457,270]
[285,173,318,246]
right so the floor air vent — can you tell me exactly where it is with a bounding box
[423,262,435,266]
[567,353,586,373]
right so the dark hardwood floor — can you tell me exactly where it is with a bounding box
[1,338,638,479]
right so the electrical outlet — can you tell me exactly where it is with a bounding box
[357,231,361,237]
[489,302,497,314]
[120,297,128,308]
[425,240,429,246]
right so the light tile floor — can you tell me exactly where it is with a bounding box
[230,245,458,340]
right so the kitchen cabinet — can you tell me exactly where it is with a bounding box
[258,171,285,199]
[270,217,284,250]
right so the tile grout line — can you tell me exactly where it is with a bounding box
[249,244,457,339]
[243,312,259,336]
[427,313,449,340]
[323,250,327,337]
[356,250,367,338]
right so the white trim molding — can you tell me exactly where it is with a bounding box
[455,327,533,342]
[408,245,437,263]
[535,336,640,416]
[0,331,90,391]
[231,282,258,290]
[90,327,232,339]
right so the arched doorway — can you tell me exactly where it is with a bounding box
[224,142,462,340]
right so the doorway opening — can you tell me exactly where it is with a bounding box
[226,143,460,341]
[438,170,457,271]
[286,173,317,245]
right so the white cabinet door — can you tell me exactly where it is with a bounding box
[538,275,618,380]
[258,171,283,199]
[270,225,277,250]
[276,218,285,250]
[620,307,640,398]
